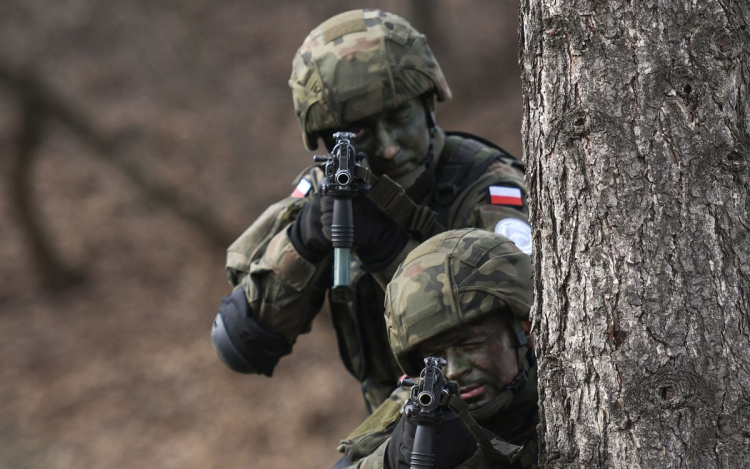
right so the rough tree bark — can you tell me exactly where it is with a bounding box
[520,1,749,467]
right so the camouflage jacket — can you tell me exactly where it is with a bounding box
[225,129,529,409]
[337,383,538,469]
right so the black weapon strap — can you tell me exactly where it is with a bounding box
[354,165,446,241]
[441,393,525,464]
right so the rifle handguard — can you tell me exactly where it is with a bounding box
[314,132,361,303]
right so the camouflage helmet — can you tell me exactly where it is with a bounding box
[385,228,532,377]
[289,9,452,150]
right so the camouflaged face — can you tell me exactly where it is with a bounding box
[289,9,452,150]
[385,228,532,374]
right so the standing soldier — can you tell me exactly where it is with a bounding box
[211,9,533,410]
[336,229,538,468]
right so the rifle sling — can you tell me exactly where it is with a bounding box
[354,166,445,241]
[442,393,524,464]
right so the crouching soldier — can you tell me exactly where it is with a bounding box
[335,228,538,469]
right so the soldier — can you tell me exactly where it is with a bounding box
[335,228,537,469]
[211,9,533,410]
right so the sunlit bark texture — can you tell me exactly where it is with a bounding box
[520,0,750,467]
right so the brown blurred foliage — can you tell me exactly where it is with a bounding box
[0,1,522,468]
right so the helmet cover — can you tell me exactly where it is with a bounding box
[289,9,452,150]
[385,228,532,376]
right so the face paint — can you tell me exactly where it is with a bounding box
[322,97,431,180]
[419,315,519,414]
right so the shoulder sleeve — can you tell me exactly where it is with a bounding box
[228,166,330,344]
[239,227,331,343]
[337,388,409,466]
[449,159,533,256]
[226,197,305,286]
[337,441,389,469]
[226,166,324,286]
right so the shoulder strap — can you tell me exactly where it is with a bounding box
[443,132,526,177]
[355,165,446,241]
[442,131,522,166]
[433,133,506,226]
[354,130,522,240]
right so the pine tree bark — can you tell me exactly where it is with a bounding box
[520,1,750,467]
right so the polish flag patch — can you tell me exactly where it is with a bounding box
[489,186,523,206]
[291,178,312,198]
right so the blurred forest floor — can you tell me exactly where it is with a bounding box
[0,1,522,468]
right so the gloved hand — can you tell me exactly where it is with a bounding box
[288,191,332,263]
[384,410,477,469]
[320,191,409,272]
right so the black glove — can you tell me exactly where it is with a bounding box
[385,410,477,469]
[320,191,409,272]
[289,191,332,263]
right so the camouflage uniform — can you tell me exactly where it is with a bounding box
[220,10,532,410]
[336,229,538,469]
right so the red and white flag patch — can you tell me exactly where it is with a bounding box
[489,186,523,206]
[291,178,312,198]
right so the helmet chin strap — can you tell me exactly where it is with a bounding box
[422,95,438,168]
[469,384,517,421]
[468,364,530,421]
[469,328,534,421]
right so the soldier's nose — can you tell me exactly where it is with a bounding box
[373,122,398,160]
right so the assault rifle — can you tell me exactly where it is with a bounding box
[313,132,366,303]
[400,357,458,469]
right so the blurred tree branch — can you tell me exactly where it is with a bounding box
[0,61,234,289]
[6,77,84,289]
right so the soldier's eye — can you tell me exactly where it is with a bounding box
[460,341,485,351]
[389,110,411,123]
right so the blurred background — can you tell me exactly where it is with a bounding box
[0,0,522,467]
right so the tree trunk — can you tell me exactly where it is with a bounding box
[520,1,750,467]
